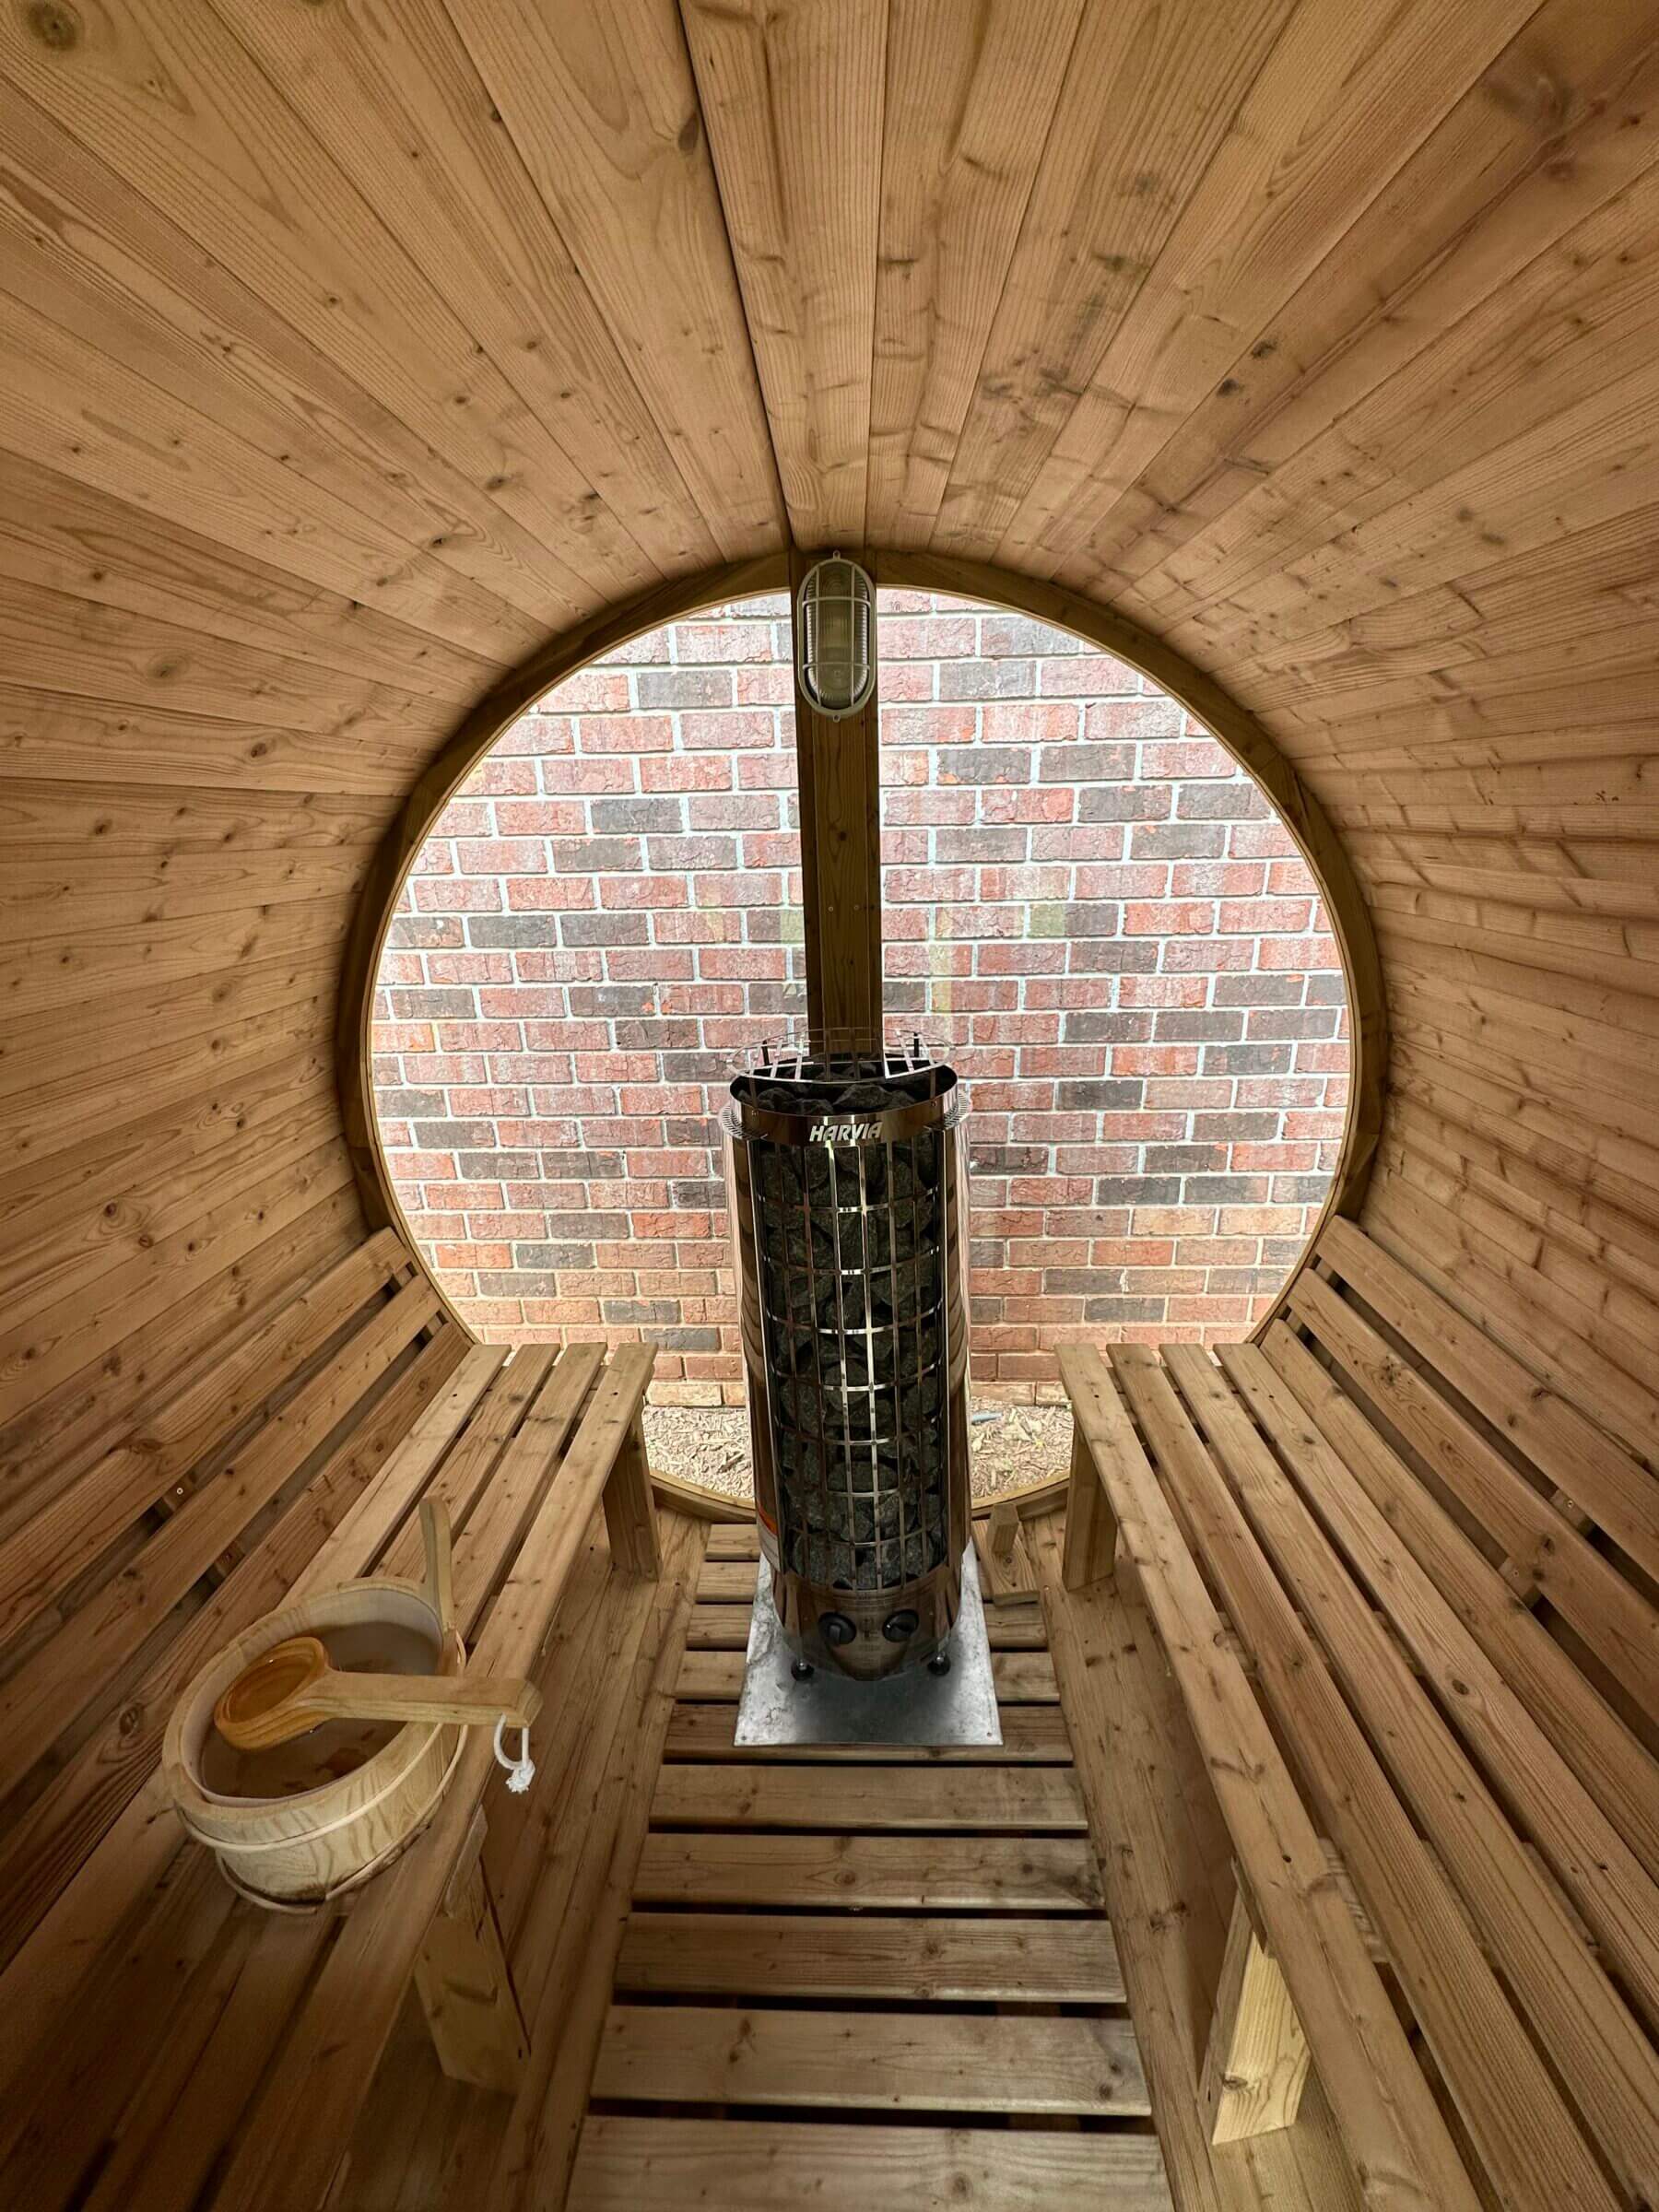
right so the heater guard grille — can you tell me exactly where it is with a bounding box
[723,1042,971,1677]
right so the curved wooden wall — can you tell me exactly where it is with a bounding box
[2,0,1655,1569]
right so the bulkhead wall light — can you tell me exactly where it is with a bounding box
[794,554,877,719]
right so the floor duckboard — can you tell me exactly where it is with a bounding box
[571,1519,1172,2207]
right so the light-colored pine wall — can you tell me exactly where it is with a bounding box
[3,0,1655,1565]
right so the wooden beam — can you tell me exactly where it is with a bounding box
[1202,1886,1311,2143]
[603,1410,660,1579]
[792,544,882,1053]
[413,1818,528,2096]
[1062,1419,1117,1589]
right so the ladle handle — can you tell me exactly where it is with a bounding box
[298,1669,541,1734]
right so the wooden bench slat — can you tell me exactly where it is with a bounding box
[1160,1340,1658,2210]
[570,2117,1172,2211]
[1225,1338,1659,2018]
[426,1343,605,1623]
[82,1907,327,2212]
[434,1515,703,2212]
[662,1700,1073,1762]
[0,1272,440,1806]
[1059,1343,1483,2212]
[1108,1345,1620,2212]
[297,1343,504,1594]
[632,1832,1102,1912]
[615,1912,1124,2003]
[649,1764,1086,1833]
[1322,1213,1659,1581]
[1289,1263,1659,1715]
[375,1345,559,1587]
[1260,1320,1659,1880]
[0,1325,466,1974]
[0,1850,239,2206]
[1027,1511,1279,2212]
[0,1228,408,1648]
[206,1344,657,2212]
[592,2001,1150,2115]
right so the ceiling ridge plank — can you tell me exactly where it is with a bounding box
[679,0,886,549]
[441,0,787,560]
[865,0,1088,548]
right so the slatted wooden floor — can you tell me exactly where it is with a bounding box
[568,1524,1172,2208]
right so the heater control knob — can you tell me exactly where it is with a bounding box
[881,1608,920,1643]
[819,1613,857,1648]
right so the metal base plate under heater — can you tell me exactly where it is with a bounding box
[735,1548,1002,1747]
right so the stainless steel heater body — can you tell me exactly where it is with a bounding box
[722,1044,971,1680]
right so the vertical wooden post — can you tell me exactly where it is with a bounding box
[414,1810,529,2095]
[603,1410,660,1579]
[1063,1423,1119,1590]
[1202,1883,1312,2142]
[789,545,883,1053]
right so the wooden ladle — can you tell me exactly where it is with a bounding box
[213,1500,537,1754]
[213,1633,541,1753]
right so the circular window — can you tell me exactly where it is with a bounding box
[364,577,1359,1499]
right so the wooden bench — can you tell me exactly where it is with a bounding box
[0,1225,663,2212]
[1059,1215,1659,2212]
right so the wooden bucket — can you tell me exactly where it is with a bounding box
[163,1578,465,1907]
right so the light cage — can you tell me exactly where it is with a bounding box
[794,555,877,719]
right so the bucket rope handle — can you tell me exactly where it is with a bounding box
[493,1718,535,1794]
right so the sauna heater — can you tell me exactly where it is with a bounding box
[722,1042,971,1680]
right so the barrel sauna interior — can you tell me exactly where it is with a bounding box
[2,5,1655,2209]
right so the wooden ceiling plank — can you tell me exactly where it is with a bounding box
[865,0,1082,548]
[1067,0,1659,597]
[998,0,1546,581]
[1225,506,1659,711]
[206,0,720,583]
[0,3,652,618]
[0,575,451,737]
[0,779,389,857]
[441,0,784,559]
[0,453,492,709]
[1143,159,1659,651]
[927,0,1298,562]
[683,0,886,547]
[0,895,360,1029]
[0,79,601,642]
[0,696,436,801]
[0,276,551,664]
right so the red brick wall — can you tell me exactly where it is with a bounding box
[372,592,1349,1405]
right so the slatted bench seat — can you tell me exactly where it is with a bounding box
[1059,1216,1659,2212]
[0,1224,663,2212]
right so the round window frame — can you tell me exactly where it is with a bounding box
[340,552,1384,1504]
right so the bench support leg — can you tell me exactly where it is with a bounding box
[1063,1425,1119,1590]
[1203,1885,1311,2142]
[603,1409,660,1578]
[415,1812,529,2095]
